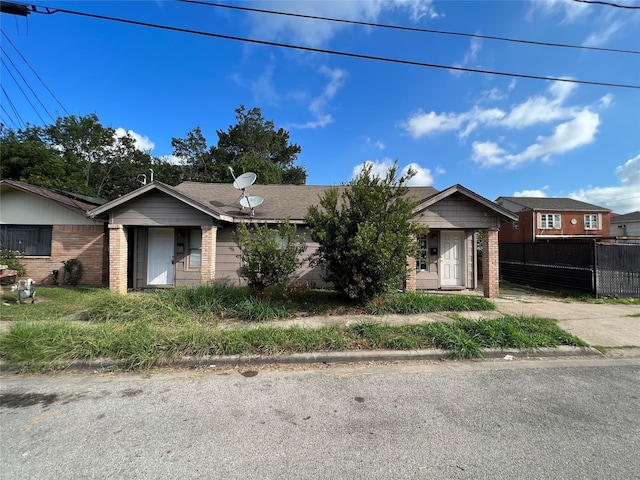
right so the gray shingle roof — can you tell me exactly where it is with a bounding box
[173,182,439,221]
[496,196,610,213]
[611,211,640,222]
[0,179,104,213]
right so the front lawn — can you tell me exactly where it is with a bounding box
[0,285,587,371]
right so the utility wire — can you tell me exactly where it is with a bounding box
[0,56,46,123]
[1,85,25,128]
[1,103,19,129]
[22,4,640,90]
[1,29,69,115]
[1,45,55,121]
[572,0,640,9]
[179,0,640,55]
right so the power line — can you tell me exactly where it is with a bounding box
[572,0,640,9]
[1,103,19,129]
[0,56,46,123]
[0,85,25,128]
[22,3,640,90]
[180,0,640,55]
[0,45,55,121]
[1,29,69,115]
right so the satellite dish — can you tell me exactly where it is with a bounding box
[233,172,257,190]
[240,195,264,217]
[240,195,264,209]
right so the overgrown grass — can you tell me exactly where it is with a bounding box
[0,315,587,371]
[366,291,495,315]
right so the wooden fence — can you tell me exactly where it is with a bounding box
[499,241,640,298]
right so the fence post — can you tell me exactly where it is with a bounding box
[592,239,598,298]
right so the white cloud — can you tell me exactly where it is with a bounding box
[583,20,623,47]
[403,80,582,139]
[351,159,434,185]
[450,37,483,77]
[568,155,640,214]
[526,0,589,24]
[293,66,347,129]
[251,0,439,48]
[472,109,600,168]
[114,128,155,152]
[513,188,549,197]
[366,137,386,150]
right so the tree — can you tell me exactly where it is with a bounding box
[1,115,182,200]
[233,220,307,294]
[305,161,426,301]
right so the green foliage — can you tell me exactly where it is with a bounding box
[306,160,427,301]
[1,115,182,201]
[62,259,83,286]
[172,105,307,184]
[0,248,26,277]
[233,220,307,294]
[366,291,495,314]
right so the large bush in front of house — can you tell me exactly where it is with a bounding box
[0,248,26,277]
[233,219,307,294]
[305,160,427,302]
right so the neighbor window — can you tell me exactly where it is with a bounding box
[584,214,600,230]
[416,234,428,271]
[539,214,561,229]
[189,229,202,268]
[513,221,519,231]
[0,225,52,256]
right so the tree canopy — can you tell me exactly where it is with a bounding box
[172,105,306,184]
[0,114,182,200]
[305,161,426,301]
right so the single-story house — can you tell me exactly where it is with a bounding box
[88,181,517,298]
[495,196,611,243]
[0,179,107,285]
[611,211,640,238]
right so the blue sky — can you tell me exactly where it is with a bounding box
[2,0,639,213]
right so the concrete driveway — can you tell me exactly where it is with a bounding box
[492,287,640,348]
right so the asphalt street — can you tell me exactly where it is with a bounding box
[1,356,639,479]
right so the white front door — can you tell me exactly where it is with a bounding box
[147,228,175,286]
[440,231,464,287]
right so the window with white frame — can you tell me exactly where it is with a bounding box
[416,234,428,271]
[188,229,202,268]
[513,221,519,231]
[539,213,561,229]
[584,214,600,230]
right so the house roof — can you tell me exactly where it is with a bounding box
[172,182,441,222]
[610,211,640,223]
[0,179,105,214]
[495,196,611,213]
[89,180,515,225]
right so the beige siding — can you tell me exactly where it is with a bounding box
[417,194,501,229]
[215,226,242,284]
[1,189,95,225]
[111,191,214,226]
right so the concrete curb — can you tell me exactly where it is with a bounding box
[1,346,602,372]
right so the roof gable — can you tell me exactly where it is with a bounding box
[419,185,518,221]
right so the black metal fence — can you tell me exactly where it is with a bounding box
[499,241,640,298]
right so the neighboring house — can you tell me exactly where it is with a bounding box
[89,181,516,298]
[611,211,640,238]
[0,179,107,285]
[495,196,611,243]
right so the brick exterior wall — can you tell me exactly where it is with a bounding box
[482,228,499,298]
[200,225,217,285]
[406,255,417,292]
[19,224,106,285]
[500,210,611,242]
[108,224,128,295]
